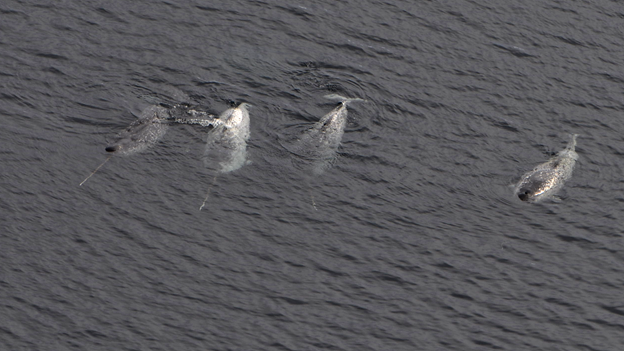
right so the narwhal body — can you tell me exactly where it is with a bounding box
[289,94,363,175]
[515,134,579,203]
[80,105,171,186]
[104,105,170,155]
[198,103,251,209]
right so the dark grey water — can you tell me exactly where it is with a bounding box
[2,0,624,350]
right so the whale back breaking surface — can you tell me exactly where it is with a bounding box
[105,105,169,156]
[289,95,362,175]
[515,134,578,203]
[80,105,170,186]
[291,103,348,160]
[203,103,251,174]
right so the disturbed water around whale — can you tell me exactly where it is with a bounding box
[2,1,624,350]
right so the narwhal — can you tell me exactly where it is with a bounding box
[288,94,364,175]
[198,102,251,210]
[80,105,171,186]
[282,94,364,209]
[515,134,579,203]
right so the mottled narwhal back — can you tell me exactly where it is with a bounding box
[80,105,171,186]
[515,134,579,203]
[197,102,251,210]
[105,105,170,156]
[203,102,251,174]
[290,94,364,175]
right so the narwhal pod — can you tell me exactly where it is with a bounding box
[515,134,579,203]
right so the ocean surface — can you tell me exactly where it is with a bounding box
[2,0,624,350]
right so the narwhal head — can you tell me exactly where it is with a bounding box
[515,170,556,202]
[105,135,133,153]
[517,186,533,201]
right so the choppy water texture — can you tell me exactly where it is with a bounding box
[2,0,624,350]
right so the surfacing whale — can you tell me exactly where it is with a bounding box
[203,102,251,173]
[104,105,170,155]
[198,102,251,210]
[80,105,171,186]
[515,134,579,203]
[288,94,364,175]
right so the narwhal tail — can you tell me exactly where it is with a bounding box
[324,94,365,106]
[237,102,252,110]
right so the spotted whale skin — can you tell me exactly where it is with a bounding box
[289,94,364,175]
[515,134,579,203]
